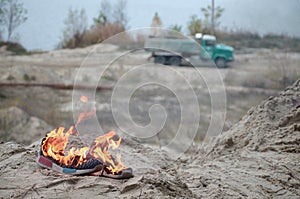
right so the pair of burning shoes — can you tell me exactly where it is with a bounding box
[37,151,133,179]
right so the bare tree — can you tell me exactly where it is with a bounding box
[0,0,27,41]
[100,0,112,21]
[61,7,87,48]
[0,0,6,39]
[94,0,111,25]
[0,0,7,23]
[94,0,128,29]
[201,4,224,35]
[187,15,202,35]
[112,0,128,29]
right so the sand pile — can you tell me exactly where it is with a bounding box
[179,78,300,198]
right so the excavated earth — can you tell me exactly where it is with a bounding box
[0,78,299,198]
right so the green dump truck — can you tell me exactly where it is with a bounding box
[145,33,234,68]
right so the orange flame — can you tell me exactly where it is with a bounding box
[76,95,96,126]
[89,131,126,173]
[80,96,89,102]
[42,127,127,174]
[41,96,127,174]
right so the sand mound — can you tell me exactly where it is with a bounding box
[0,79,299,198]
[180,78,300,197]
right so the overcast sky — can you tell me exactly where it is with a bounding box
[15,0,300,50]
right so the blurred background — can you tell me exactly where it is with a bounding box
[0,0,299,146]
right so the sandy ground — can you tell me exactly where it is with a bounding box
[0,44,299,198]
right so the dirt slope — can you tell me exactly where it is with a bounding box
[180,78,300,197]
[0,79,299,198]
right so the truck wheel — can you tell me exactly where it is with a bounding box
[169,56,181,66]
[215,57,227,68]
[154,56,166,65]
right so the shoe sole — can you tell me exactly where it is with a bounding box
[37,154,103,175]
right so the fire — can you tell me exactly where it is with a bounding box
[41,96,127,174]
[80,96,89,102]
[76,95,96,125]
[42,126,89,167]
[89,131,126,174]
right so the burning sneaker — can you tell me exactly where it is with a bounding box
[36,127,133,179]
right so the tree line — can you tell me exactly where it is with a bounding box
[0,0,223,49]
[151,5,224,36]
[61,2,224,49]
[59,0,128,49]
[1,1,298,52]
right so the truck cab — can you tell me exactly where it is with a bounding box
[196,33,234,68]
